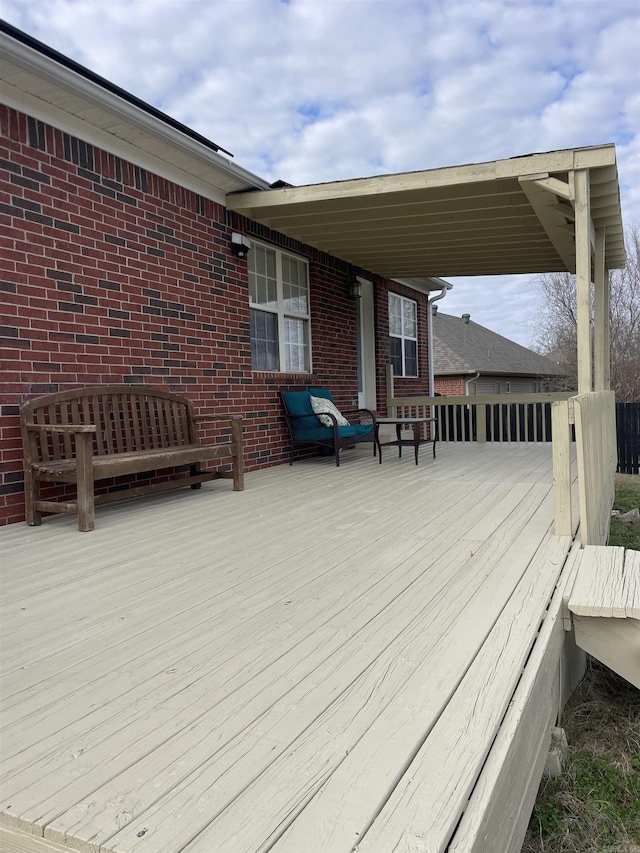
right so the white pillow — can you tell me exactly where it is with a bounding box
[310,395,350,428]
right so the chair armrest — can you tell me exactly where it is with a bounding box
[284,411,316,420]
[25,423,97,434]
[342,408,377,424]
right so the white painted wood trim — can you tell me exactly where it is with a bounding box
[573,392,616,546]
[569,546,640,618]
[575,169,593,394]
[573,615,640,689]
[593,229,610,391]
[552,400,572,536]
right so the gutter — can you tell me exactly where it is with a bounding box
[427,282,453,396]
[465,372,481,395]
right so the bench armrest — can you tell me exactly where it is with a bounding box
[25,423,97,434]
[194,414,243,423]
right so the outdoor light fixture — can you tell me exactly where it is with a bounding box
[349,281,362,299]
[231,232,252,258]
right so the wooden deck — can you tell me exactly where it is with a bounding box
[0,441,578,853]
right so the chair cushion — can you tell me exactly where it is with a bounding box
[354,424,373,435]
[307,387,334,401]
[282,390,318,431]
[310,395,350,427]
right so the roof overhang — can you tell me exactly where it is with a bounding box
[0,23,270,203]
[228,147,626,278]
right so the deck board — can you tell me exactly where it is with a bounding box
[0,442,577,853]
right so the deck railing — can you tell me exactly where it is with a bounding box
[386,367,617,545]
[553,391,616,546]
[385,366,571,443]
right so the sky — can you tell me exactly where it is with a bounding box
[2,0,639,347]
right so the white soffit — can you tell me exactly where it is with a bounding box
[228,147,625,278]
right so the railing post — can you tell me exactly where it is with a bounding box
[386,363,395,416]
[476,404,487,443]
[574,391,616,546]
[552,399,572,536]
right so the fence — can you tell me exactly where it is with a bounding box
[616,401,640,475]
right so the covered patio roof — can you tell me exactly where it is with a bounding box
[227,145,626,279]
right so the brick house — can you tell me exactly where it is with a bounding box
[432,310,566,396]
[0,23,444,525]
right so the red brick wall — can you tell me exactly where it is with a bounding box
[374,280,431,411]
[1,106,418,524]
[434,376,466,396]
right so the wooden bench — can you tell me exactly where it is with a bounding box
[20,386,244,532]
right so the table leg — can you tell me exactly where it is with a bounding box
[413,422,420,465]
[396,423,402,458]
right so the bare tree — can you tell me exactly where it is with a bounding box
[530,220,640,402]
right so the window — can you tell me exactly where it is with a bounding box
[388,293,418,377]
[248,243,310,372]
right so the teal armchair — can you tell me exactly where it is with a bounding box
[280,387,377,467]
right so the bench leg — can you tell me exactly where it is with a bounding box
[190,463,202,489]
[76,433,95,532]
[231,418,245,490]
[24,466,41,526]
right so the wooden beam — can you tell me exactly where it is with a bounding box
[574,169,592,394]
[573,616,640,690]
[527,176,572,201]
[550,203,576,221]
[593,229,610,391]
[552,400,573,536]
[518,177,577,272]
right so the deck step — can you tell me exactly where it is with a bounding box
[0,825,77,853]
[568,546,640,688]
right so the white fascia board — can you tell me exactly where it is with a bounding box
[1,32,270,200]
[392,277,453,295]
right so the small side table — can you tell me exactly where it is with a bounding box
[375,417,437,465]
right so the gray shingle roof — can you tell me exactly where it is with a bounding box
[433,312,565,377]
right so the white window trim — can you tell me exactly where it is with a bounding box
[389,293,418,378]
[249,241,312,373]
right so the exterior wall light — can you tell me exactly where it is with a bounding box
[231,233,251,258]
[349,281,362,299]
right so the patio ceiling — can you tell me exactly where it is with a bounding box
[227,146,626,279]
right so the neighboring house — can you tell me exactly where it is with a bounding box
[432,310,567,396]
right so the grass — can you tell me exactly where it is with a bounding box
[609,475,640,552]
[522,475,640,853]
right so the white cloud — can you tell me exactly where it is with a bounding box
[1,0,638,347]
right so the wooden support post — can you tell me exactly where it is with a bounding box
[231,415,245,491]
[574,169,593,395]
[552,400,572,536]
[75,431,95,532]
[593,229,610,391]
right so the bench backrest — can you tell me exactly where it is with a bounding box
[20,386,198,462]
